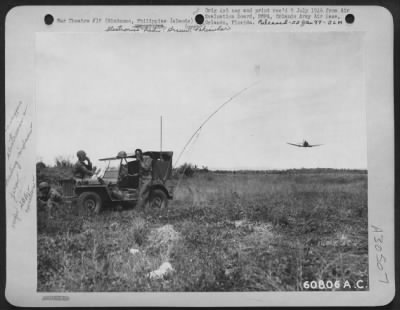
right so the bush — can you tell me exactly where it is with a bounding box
[37,162,46,170]
[177,163,195,177]
[55,156,74,168]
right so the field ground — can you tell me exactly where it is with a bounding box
[37,170,368,292]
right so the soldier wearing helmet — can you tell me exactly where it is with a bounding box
[73,150,94,179]
[37,181,62,218]
[117,150,129,180]
[135,148,153,209]
[117,150,127,158]
[107,150,129,202]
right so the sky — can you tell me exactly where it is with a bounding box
[35,31,367,170]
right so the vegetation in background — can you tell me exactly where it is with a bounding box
[175,163,209,177]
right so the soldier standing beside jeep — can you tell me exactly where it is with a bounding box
[135,148,153,209]
[73,150,94,179]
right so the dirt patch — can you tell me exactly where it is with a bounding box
[146,224,181,260]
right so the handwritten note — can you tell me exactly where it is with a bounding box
[54,6,351,33]
[104,24,231,33]
[6,101,35,228]
[371,225,390,284]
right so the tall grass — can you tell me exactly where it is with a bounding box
[38,170,368,292]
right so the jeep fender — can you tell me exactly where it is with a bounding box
[74,186,112,203]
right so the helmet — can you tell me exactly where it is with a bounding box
[77,150,86,158]
[38,182,50,190]
[117,150,127,158]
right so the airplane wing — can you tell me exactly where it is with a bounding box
[287,143,303,147]
[309,144,323,147]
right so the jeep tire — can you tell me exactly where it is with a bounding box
[149,189,168,209]
[78,191,103,215]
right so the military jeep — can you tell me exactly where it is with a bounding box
[63,151,174,214]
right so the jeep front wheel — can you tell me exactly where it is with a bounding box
[78,192,102,215]
[149,189,168,209]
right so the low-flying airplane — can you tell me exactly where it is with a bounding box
[287,140,323,148]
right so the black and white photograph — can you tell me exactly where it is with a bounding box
[35,30,369,292]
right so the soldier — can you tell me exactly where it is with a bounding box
[110,150,128,201]
[135,148,153,209]
[73,150,94,179]
[37,182,62,218]
[117,150,129,180]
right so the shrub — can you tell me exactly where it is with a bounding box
[55,156,74,168]
[37,161,46,170]
[177,163,195,177]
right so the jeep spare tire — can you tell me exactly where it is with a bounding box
[78,191,102,214]
[149,189,168,209]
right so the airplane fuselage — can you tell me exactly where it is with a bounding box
[287,140,322,148]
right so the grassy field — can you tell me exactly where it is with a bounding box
[37,170,368,292]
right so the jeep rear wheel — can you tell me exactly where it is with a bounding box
[149,189,168,209]
[78,192,103,215]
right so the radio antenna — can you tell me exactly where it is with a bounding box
[174,79,261,167]
[160,116,163,160]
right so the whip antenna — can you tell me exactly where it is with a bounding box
[174,79,261,167]
[160,116,162,160]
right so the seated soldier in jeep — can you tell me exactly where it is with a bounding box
[73,150,94,179]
